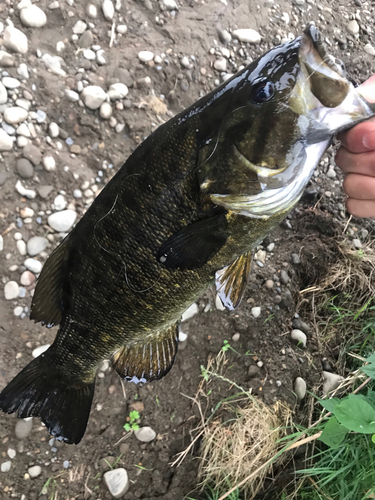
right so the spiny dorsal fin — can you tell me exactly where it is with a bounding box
[215,251,253,311]
[30,236,70,327]
[111,324,179,383]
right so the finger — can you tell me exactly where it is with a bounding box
[335,145,375,175]
[346,198,375,219]
[343,173,375,200]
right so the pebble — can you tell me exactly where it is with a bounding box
[49,122,59,138]
[24,258,43,273]
[0,235,3,252]
[15,417,33,439]
[2,77,20,89]
[27,236,48,256]
[353,239,362,249]
[87,4,98,18]
[138,51,154,62]
[38,185,53,198]
[117,25,127,35]
[1,461,11,472]
[364,43,375,56]
[290,329,307,348]
[217,28,232,44]
[4,281,20,300]
[20,270,35,286]
[7,448,16,459]
[73,20,87,35]
[178,329,187,342]
[42,155,56,172]
[83,49,96,60]
[78,30,94,48]
[134,426,156,442]
[294,377,307,401]
[0,82,7,104]
[17,240,27,255]
[347,20,359,35]
[20,207,34,218]
[233,29,261,44]
[215,294,226,311]
[214,58,227,72]
[54,194,67,211]
[81,86,107,110]
[0,129,13,151]
[64,89,80,102]
[23,144,41,166]
[104,468,129,498]
[16,158,34,178]
[280,270,289,285]
[251,306,261,319]
[3,26,28,54]
[42,53,66,76]
[322,371,344,395]
[291,253,300,265]
[32,344,50,358]
[102,0,115,20]
[162,0,178,9]
[232,332,240,341]
[326,166,336,179]
[181,302,198,321]
[0,50,15,67]
[108,83,128,100]
[28,465,42,478]
[248,365,260,377]
[267,242,275,252]
[48,210,77,232]
[4,107,28,125]
[20,5,47,28]
[100,102,113,119]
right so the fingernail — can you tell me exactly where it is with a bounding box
[363,131,375,149]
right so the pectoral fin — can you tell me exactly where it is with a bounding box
[156,214,229,271]
[111,324,179,383]
[215,251,253,311]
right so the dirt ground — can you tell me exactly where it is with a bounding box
[1,0,375,499]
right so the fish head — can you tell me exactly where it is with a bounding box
[205,25,375,218]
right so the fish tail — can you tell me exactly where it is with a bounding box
[0,348,95,444]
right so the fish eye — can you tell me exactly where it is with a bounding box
[250,81,275,104]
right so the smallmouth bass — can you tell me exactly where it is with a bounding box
[1,25,374,444]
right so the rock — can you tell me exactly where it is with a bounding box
[280,270,289,285]
[181,302,198,321]
[16,159,34,179]
[78,30,94,48]
[72,20,87,35]
[23,144,41,166]
[4,107,28,125]
[49,122,59,138]
[1,461,11,472]
[100,102,113,119]
[0,82,7,104]
[99,456,116,472]
[108,83,128,100]
[114,68,133,87]
[0,235,3,251]
[20,5,47,28]
[232,332,240,341]
[248,365,260,377]
[217,27,232,44]
[0,50,15,67]
[134,426,156,442]
[0,130,13,151]
[353,238,362,249]
[14,306,23,316]
[64,89,79,102]
[290,329,307,348]
[27,236,48,256]
[17,240,27,255]
[233,28,261,44]
[102,0,115,20]
[292,318,310,333]
[16,123,30,137]
[214,57,227,72]
[15,418,33,439]
[87,4,98,17]
[3,26,28,54]
[178,329,187,342]
[7,448,16,459]
[48,210,77,232]
[81,86,107,110]
[251,307,261,319]
[117,25,127,34]
[42,53,66,76]
[291,253,300,265]
[42,155,56,171]
[32,344,50,358]
[83,49,96,60]
[20,270,35,286]
[294,377,307,401]
[322,371,344,395]
[96,50,107,66]
[103,468,129,498]
[4,281,20,300]
[24,258,43,273]
[264,279,274,289]
[347,20,359,35]
[138,51,154,62]
[28,465,42,478]
[2,76,21,88]
[364,43,375,56]
[38,185,53,198]
[54,194,67,211]
[15,180,36,199]
[161,0,178,10]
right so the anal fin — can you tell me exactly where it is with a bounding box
[112,324,179,383]
[215,251,253,311]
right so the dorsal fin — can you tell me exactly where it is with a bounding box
[30,236,70,327]
[111,324,179,383]
[215,251,253,311]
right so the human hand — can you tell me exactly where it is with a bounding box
[335,75,375,218]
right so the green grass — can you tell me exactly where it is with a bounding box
[187,482,241,500]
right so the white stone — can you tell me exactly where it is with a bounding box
[353,238,362,249]
[233,29,261,44]
[48,210,77,232]
[294,377,307,401]
[178,329,187,342]
[0,235,3,251]
[3,107,28,125]
[49,1,60,9]
[16,98,31,111]
[251,306,261,319]
[214,57,227,72]
[42,155,56,172]
[162,0,178,9]
[20,207,34,218]
[17,240,27,256]
[15,180,36,199]
[24,258,42,274]
[20,5,47,28]
[100,102,113,119]
[17,123,31,138]
[117,25,127,34]
[215,294,225,311]
[20,270,34,286]
[104,468,129,498]
[1,461,11,472]
[3,26,28,54]
[255,249,266,263]
[7,448,16,459]
[181,302,198,321]
[73,189,82,198]
[0,82,7,104]
[4,281,20,300]
[102,0,115,20]
[364,43,375,56]
[49,122,59,137]
[17,0,32,9]
[83,49,95,60]
[17,136,29,147]
[15,418,33,439]
[54,194,67,211]
[290,329,307,348]
[28,465,42,478]
[73,20,87,35]
[27,236,48,256]
[347,20,359,36]
[322,371,344,395]
[56,41,65,53]
[2,77,20,89]
[32,344,50,358]
[108,83,128,100]
[134,426,156,442]
[81,86,107,110]
[96,50,107,66]
[17,63,29,79]
[14,306,23,316]
[138,51,154,62]
[64,89,79,102]
[87,4,98,18]
[41,53,66,76]
[0,130,13,151]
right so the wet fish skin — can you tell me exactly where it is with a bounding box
[1,26,374,444]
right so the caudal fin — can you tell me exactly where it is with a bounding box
[0,351,95,444]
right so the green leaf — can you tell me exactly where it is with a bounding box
[372,434,375,444]
[334,394,375,434]
[361,353,375,379]
[319,416,348,449]
[320,398,341,414]
[124,423,131,432]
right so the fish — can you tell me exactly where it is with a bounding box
[1,25,374,444]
